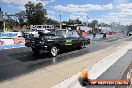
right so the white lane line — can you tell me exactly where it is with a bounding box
[52,42,132,88]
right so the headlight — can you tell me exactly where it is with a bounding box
[39,41,44,44]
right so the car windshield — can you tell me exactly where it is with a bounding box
[55,29,80,38]
[55,30,66,37]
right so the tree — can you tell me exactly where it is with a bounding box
[92,20,98,26]
[98,23,109,27]
[88,20,98,28]
[67,19,74,25]
[4,13,18,30]
[67,18,82,26]
[62,21,67,24]
[25,1,47,25]
[16,11,26,28]
[47,18,59,25]
[74,18,82,24]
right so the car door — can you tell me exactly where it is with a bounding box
[70,30,82,48]
[65,30,73,46]
[55,30,67,46]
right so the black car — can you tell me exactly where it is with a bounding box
[25,29,90,57]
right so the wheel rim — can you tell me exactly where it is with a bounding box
[82,43,86,48]
[51,47,58,56]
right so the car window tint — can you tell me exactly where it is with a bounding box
[71,31,80,38]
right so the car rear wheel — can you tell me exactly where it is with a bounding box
[77,43,84,50]
[82,43,87,48]
[79,43,86,49]
[50,46,59,57]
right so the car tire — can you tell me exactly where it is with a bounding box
[50,46,59,57]
[82,43,87,48]
[77,43,83,50]
[32,48,40,54]
[78,43,86,49]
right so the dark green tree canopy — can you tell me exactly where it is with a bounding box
[25,1,47,25]
[46,18,59,25]
[67,18,82,25]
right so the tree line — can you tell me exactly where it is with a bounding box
[4,1,101,30]
[4,1,59,30]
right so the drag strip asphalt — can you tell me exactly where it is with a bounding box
[0,36,129,82]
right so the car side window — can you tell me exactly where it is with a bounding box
[71,31,80,38]
[66,31,73,37]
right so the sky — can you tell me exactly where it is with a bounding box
[0,0,132,25]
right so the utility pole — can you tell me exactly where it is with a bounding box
[86,16,89,27]
[3,21,5,31]
[0,7,4,32]
[59,12,62,29]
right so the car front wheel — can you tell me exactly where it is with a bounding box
[50,46,59,57]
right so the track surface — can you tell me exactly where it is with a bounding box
[0,34,129,82]
[85,38,132,88]
[98,48,132,80]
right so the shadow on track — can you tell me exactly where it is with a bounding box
[8,48,81,62]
